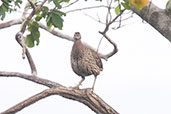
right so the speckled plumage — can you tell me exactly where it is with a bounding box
[70,32,103,90]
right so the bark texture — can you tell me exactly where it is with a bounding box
[0,71,119,114]
[132,2,171,42]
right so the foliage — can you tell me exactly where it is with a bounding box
[0,0,67,48]
[0,0,22,20]
[26,0,66,47]
[0,0,168,48]
[166,0,170,9]
[25,21,40,48]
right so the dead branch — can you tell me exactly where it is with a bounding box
[0,71,119,114]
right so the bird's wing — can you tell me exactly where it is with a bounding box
[91,49,103,70]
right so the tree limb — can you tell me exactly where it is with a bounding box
[38,23,74,41]
[0,71,62,88]
[0,71,119,114]
[15,0,48,75]
[131,1,171,42]
[15,32,37,75]
[0,18,23,29]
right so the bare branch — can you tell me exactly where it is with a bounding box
[0,18,23,29]
[1,85,119,114]
[98,32,118,60]
[15,32,37,75]
[0,71,62,88]
[98,9,125,60]
[1,89,51,114]
[83,12,106,24]
[39,23,73,41]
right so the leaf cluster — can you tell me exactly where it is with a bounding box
[25,0,67,47]
[0,0,22,20]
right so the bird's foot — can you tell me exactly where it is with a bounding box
[73,86,80,89]
[70,85,80,90]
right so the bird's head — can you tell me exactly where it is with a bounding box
[74,32,81,40]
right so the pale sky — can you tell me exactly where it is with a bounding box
[0,0,171,114]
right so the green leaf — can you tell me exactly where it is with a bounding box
[115,5,121,15]
[53,9,66,16]
[51,11,63,29]
[47,22,53,30]
[0,7,5,20]
[41,6,49,16]
[14,0,22,8]
[121,2,131,10]
[25,21,40,48]
[46,13,52,23]
[48,0,53,3]
[64,0,70,3]
[25,34,35,48]
[53,0,61,8]
[32,29,40,46]
[46,10,65,30]
[166,1,169,9]
[35,12,42,21]
[1,3,9,12]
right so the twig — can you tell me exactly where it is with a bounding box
[62,0,79,8]
[117,0,122,29]
[27,0,36,10]
[98,8,125,60]
[66,5,112,13]
[97,36,104,52]
[83,12,106,24]
[98,33,118,60]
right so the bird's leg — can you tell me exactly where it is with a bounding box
[74,76,85,89]
[92,76,97,91]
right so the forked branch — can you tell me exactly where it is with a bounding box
[0,71,119,114]
[15,0,48,75]
[98,9,126,60]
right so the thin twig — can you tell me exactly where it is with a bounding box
[98,8,125,60]
[62,0,79,8]
[97,36,104,52]
[83,12,106,24]
[66,5,112,13]
[28,0,36,10]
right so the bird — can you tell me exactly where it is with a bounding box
[70,32,103,90]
